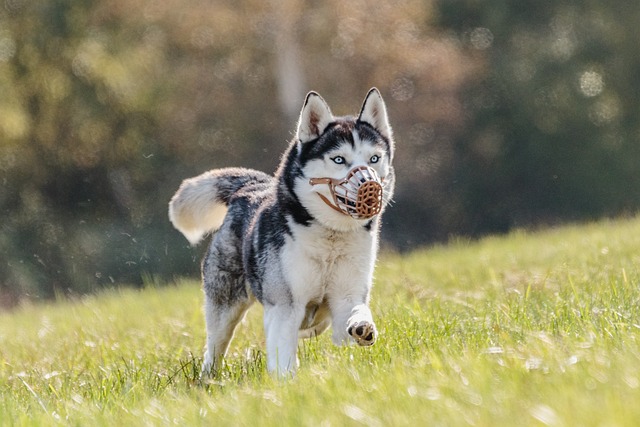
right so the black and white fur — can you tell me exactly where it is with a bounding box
[169,88,395,376]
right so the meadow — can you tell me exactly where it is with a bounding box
[1,217,640,426]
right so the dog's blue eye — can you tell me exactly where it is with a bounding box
[332,156,345,164]
[370,155,380,164]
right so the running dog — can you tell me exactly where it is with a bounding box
[169,88,395,376]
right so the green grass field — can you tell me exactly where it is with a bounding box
[2,217,640,426]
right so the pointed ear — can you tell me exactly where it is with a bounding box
[358,88,392,140]
[296,92,334,143]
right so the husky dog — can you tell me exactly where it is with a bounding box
[169,88,395,376]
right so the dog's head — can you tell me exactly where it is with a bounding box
[292,88,395,231]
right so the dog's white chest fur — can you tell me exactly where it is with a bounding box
[282,222,377,305]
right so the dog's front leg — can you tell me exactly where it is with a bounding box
[346,303,377,346]
[330,298,377,347]
[263,304,304,377]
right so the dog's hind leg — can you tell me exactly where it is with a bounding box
[201,293,252,377]
[298,300,331,339]
[201,241,254,377]
[200,225,255,377]
[298,317,331,340]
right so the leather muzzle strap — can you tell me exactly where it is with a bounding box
[308,177,349,215]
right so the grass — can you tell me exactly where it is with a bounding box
[2,217,640,426]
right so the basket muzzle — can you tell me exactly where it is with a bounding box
[309,165,384,219]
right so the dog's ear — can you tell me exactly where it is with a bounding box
[358,88,392,141]
[296,92,334,143]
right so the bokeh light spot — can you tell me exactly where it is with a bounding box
[579,70,604,97]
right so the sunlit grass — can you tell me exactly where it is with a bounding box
[2,218,640,425]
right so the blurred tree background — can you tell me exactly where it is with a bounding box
[1,0,639,306]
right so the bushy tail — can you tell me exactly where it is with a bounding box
[169,167,271,245]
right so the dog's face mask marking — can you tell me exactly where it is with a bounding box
[309,165,384,219]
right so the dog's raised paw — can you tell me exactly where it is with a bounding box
[347,321,377,346]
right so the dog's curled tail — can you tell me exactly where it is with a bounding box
[169,167,271,245]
